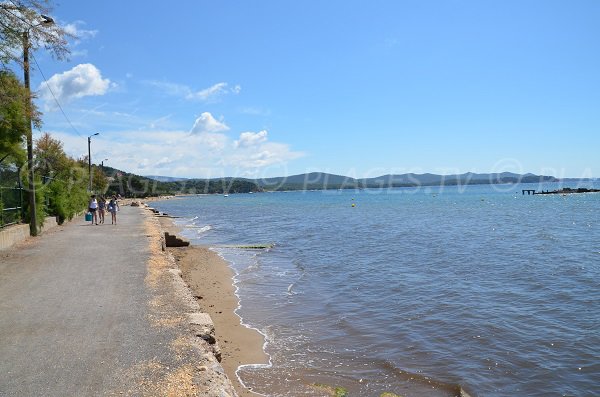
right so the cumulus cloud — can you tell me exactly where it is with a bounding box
[190,112,230,134]
[44,116,303,178]
[235,130,268,148]
[197,132,229,150]
[38,64,112,109]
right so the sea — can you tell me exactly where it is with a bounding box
[151,182,600,397]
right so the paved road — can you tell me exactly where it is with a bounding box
[0,206,178,396]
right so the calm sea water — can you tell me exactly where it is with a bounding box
[153,182,600,397]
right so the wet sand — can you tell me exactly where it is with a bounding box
[159,218,269,397]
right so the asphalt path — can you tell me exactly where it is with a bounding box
[0,206,177,396]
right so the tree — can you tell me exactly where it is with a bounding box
[34,131,68,175]
[91,166,107,193]
[0,0,71,67]
[34,132,88,223]
[0,70,30,164]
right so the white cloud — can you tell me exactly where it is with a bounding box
[190,112,229,134]
[187,82,228,100]
[235,130,268,148]
[63,21,98,40]
[149,114,172,129]
[147,81,190,97]
[38,63,112,109]
[155,157,175,168]
[197,132,229,151]
[225,141,304,168]
[42,118,303,178]
[147,81,241,102]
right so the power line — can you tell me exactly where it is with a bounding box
[1,3,32,29]
[30,51,83,138]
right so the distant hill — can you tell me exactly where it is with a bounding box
[257,172,358,189]
[145,175,189,182]
[361,172,556,188]
[101,168,259,197]
[253,172,557,191]
[102,168,559,196]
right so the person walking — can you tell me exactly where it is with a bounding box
[88,195,98,225]
[98,196,106,224]
[108,195,119,225]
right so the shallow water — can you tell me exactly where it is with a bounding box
[153,182,600,397]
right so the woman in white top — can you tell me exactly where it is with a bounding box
[88,195,98,225]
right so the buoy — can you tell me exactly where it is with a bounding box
[351,203,356,207]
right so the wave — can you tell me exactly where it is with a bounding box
[287,283,297,295]
[196,225,212,234]
[377,359,473,397]
[184,215,200,227]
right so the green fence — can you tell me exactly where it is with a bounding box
[0,186,24,228]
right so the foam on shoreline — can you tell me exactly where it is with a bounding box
[211,248,273,395]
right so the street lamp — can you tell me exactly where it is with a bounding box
[88,133,99,192]
[23,14,55,237]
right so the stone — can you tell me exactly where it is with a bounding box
[164,232,190,247]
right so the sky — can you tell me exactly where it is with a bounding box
[24,0,600,179]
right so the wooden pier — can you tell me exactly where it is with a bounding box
[522,187,600,196]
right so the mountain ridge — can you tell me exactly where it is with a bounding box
[145,171,559,190]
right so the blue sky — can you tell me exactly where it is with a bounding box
[28,0,600,178]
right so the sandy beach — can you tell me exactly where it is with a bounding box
[158,217,269,397]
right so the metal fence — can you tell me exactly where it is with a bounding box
[0,186,24,228]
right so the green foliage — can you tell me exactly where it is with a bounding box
[334,387,349,397]
[42,172,88,224]
[0,164,23,226]
[0,70,28,162]
[20,171,46,227]
[91,166,107,193]
[100,166,261,197]
[34,133,89,224]
[172,178,260,195]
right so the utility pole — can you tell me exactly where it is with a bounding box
[88,133,99,192]
[20,14,55,236]
[22,30,37,236]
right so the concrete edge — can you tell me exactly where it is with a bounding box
[151,210,236,395]
[0,216,60,251]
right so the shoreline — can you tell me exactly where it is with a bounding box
[157,216,269,397]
